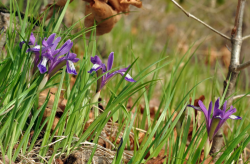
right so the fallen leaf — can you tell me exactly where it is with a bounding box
[107,0,130,12]
[107,0,142,12]
[189,95,205,115]
[84,0,121,36]
[199,151,214,164]
[55,158,64,164]
[39,88,67,115]
[120,0,142,8]
[83,0,142,36]
[52,116,60,133]
[38,88,67,133]
[146,149,167,164]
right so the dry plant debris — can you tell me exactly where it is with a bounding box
[41,0,142,36]
[83,0,142,36]
[39,88,67,132]
[1,91,243,163]
[84,0,121,36]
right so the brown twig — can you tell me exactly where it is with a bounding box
[171,0,231,40]
[234,60,250,71]
[242,35,250,41]
[233,94,250,100]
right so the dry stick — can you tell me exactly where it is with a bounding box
[211,0,246,162]
[235,60,250,71]
[171,0,231,40]
[233,94,250,100]
[242,35,250,40]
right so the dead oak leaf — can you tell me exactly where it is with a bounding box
[120,0,142,8]
[146,149,167,164]
[39,88,67,133]
[83,0,142,36]
[84,0,121,36]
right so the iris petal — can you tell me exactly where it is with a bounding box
[66,60,77,75]
[29,33,36,45]
[187,105,202,111]
[38,57,48,74]
[88,64,102,73]
[229,115,242,120]
[107,52,114,71]
[120,72,136,82]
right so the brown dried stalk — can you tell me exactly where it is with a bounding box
[172,0,247,161]
[233,94,250,100]
[212,1,246,161]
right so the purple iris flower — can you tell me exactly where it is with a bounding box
[19,32,36,48]
[20,33,60,73]
[48,52,79,77]
[20,33,79,77]
[34,33,61,74]
[20,33,41,68]
[188,98,241,141]
[88,52,136,91]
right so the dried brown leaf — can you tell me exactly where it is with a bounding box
[107,0,129,12]
[38,88,67,134]
[39,88,67,115]
[83,0,142,36]
[199,151,214,164]
[55,158,64,164]
[52,116,60,133]
[120,0,142,8]
[84,0,121,36]
[146,149,167,164]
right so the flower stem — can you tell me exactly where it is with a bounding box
[204,138,212,158]
[38,74,48,91]
[91,91,101,118]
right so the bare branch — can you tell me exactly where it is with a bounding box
[171,0,231,40]
[242,35,250,41]
[233,94,250,100]
[211,0,246,161]
[235,60,250,71]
